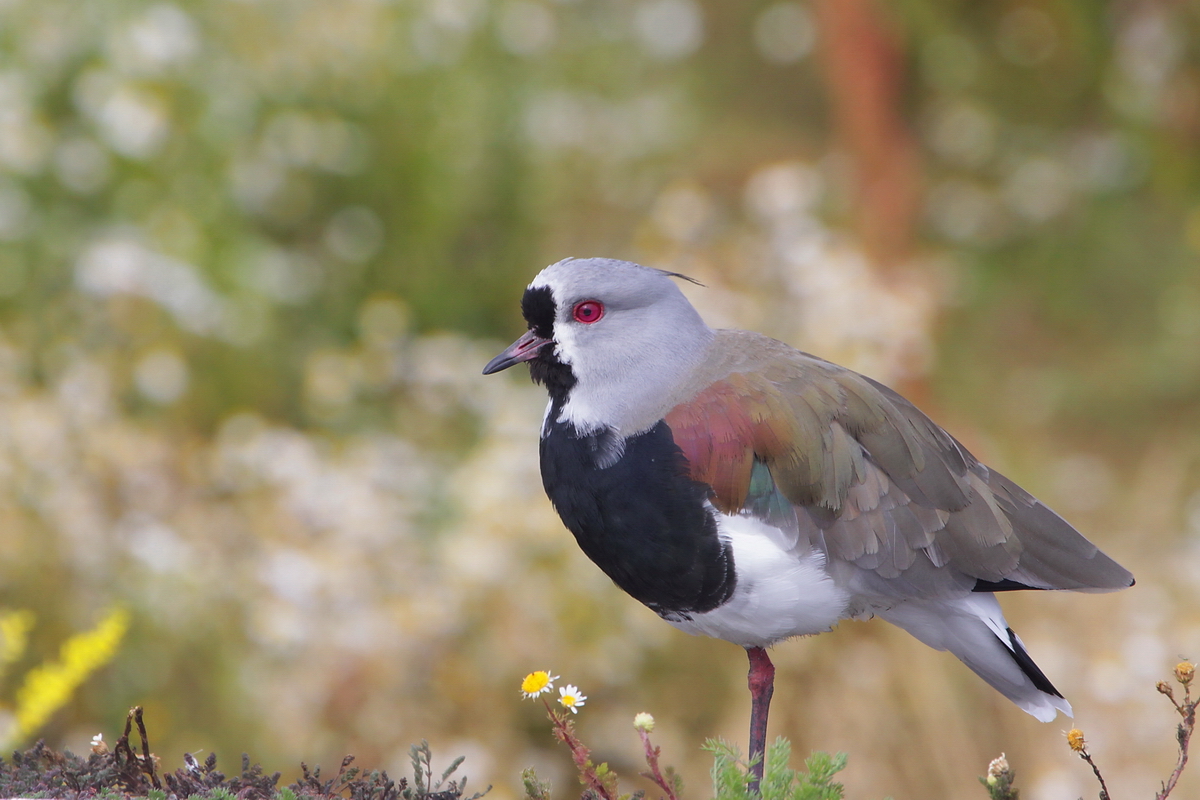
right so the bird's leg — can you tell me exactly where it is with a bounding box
[746,646,775,794]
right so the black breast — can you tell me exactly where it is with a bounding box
[539,411,736,619]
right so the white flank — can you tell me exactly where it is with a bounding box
[667,511,851,647]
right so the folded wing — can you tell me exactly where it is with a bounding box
[663,330,1133,599]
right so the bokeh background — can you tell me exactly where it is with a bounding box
[0,0,1198,797]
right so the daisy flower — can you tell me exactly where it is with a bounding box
[521,670,559,698]
[558,684,586,713]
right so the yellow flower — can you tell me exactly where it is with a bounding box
[633,712,655,732]
[11,606,131,744]
[0,611,34,678]
[520,670,559,698]
[1175,662,1195,685]
[1066,729,1086,753]
[558,684,586,714]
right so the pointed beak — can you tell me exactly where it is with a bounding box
[482,329,552,375]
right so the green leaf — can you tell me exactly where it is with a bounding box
[704,737,846,800]
[522,767,552,800]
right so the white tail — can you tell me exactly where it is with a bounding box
[879,593,1073,722]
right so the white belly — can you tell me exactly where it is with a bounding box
[666,512,851,648]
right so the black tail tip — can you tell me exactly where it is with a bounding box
[1004,627,1064,698]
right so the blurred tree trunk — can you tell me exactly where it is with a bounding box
[814,0,922,271]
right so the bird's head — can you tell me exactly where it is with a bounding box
[483,257,714,434]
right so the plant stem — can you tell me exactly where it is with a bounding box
[1157,680,1196,800]
[544,702,616,800]
[637,728,679,800]
[1078,750,1110,800]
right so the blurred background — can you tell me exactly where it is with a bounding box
[0,0,1198,797]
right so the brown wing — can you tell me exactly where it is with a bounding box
[664,331,1133,592]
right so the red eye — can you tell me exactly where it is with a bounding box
[572,300,604,324]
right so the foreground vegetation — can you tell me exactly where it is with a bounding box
[0,709,484,800]
[7,663,1194,800]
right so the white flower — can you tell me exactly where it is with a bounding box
[558,684,586,713]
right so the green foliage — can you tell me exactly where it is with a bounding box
[978,774,1019,800]
[199,788,237,800]
[520,768,552,800]
[706,740,752,800]
[704,739,846,800]
[978,753,1019,800]
[405,741,488,800]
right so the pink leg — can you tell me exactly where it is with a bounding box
[746,646,775,793]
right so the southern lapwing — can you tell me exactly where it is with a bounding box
[483,257,1133,786]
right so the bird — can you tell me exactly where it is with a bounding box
[483,257,1133,787]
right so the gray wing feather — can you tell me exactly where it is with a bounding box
[682,331,1132,598]
[743,343,1132,596]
